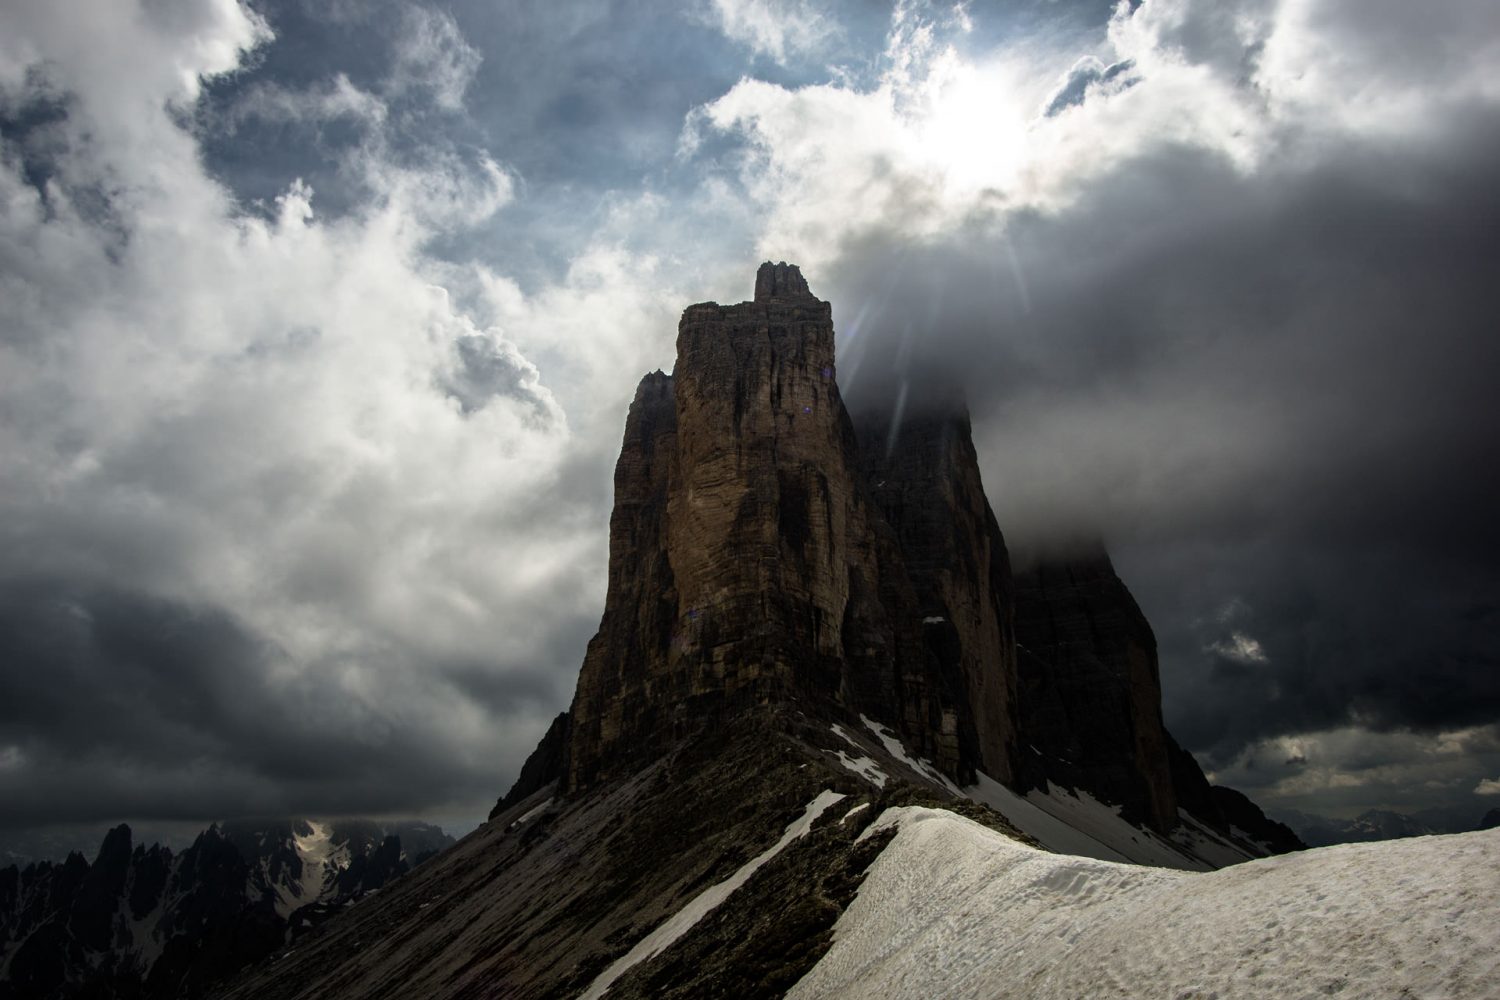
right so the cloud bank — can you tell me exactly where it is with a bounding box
[0,0,687,830]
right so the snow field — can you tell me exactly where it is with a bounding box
[789,806,1500,1000]
[966,771,1237,871]
[853,715,1246,870]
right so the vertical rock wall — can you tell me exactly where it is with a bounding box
[1012,548,1179,832]
[563,264,1021,789]
[565,371,680,789]
[856,407,1021,785]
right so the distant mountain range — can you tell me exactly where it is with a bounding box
[1276,807,1500,847]
[0,818,452,999]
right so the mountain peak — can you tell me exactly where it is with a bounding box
[562,261,1010,790]
[754,260,814,301]
[211,264,1319,1000]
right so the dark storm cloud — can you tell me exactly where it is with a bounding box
[1136,534,1500,764]
[0,577,571,828]
[824,105,1500,788]
[0,0,617,834]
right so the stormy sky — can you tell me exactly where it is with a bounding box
[2,0,1497,847]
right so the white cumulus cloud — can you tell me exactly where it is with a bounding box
[705,0,837,65]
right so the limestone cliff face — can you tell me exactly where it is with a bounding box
[855,406,1020,784]
[489,712,569,819]
[1012,547,1178,832]
[564,263,1018,789]
[565,371,679,789]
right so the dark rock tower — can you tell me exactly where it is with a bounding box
[1011,547,1178,832]
[563,263,1021,790]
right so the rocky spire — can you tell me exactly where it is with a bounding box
[753,260,814,302]
[562,264,1021,790]
[554,260,1257,847]
[1011,546,1178,832]
[854,403,1021,784]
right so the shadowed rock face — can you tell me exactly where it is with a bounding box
[1012,547,1178,832]
[855,406,1020,785]
[490,712,570,819]
[564,263,1020,790]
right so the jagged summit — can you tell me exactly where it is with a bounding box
[563,262,1018,792]
[753,260,814,302]
[0,818,454,999]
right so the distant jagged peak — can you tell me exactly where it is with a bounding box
[754,260,815,302]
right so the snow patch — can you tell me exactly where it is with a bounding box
[859,715,959,794]
[272,821,347,919]
[921,616,946,624]
[578,789,846,1000]
[964,772,1228,871]
[830,750,887,789]
[964,771,1130,863]
[1228,822,1275,854]
[839,803,870,826]
[510,797,553,829]
[790,809,1500,1000]
[1171,809,1262,868]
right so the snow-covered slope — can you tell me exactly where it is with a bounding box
[846,715,1261,871]
[790,807,1500,1000]
[965,771,1255,871]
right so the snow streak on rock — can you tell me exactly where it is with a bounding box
[827,726,887,788]
[859,715,960,794]
[274,820,346,918]
[578,789,846,1000]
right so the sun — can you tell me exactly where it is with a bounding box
[911,57,1033,197]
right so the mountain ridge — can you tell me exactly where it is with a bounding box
[0,818,453,999]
